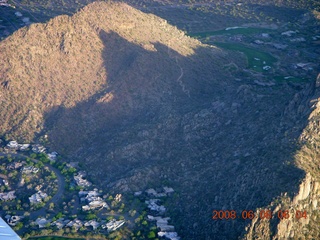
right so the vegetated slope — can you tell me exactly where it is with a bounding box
[0,1,319,239]
[244,74,320,240]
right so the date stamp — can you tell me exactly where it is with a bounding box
[212,209,307,220]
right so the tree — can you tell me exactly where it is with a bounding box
[86,213,97,220]
[147,231,156,239]
[49,202,54,210]
[55,212,63,219]
[14,222,23,231]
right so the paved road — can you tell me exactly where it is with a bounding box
[0,152,65,219]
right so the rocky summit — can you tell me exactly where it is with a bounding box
[0,1,320,239]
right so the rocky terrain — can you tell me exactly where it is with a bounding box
[0,1,320,239]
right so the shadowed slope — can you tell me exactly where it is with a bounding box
[0,1,316,239]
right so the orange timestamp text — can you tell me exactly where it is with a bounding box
[212,209,307,220]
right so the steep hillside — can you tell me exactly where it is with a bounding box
[0,1,223,141]
[244,75,320,239]
[0,1,319,239]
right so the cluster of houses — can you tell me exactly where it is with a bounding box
[34,217,125,232]
[79,189,109,211]
[1,140,181,237]
[135,187,180,240]
[5,141,58,160]
[6,141,30,151]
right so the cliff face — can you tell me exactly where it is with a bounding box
[244,74,320,239]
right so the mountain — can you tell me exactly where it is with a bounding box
[244,74,320,240]
[0,1,319,239]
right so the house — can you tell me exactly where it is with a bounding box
[47,152,58,161]
[263,66,271,71]
[145,199,166,213]
[51,218,70,229]
[0,191,16,201]
[6,216,23,226]
[102,219,125,232]
[32,144,46,153]
[134,191,142,196]
[295,62,314,71]
[146,187,173,197]
[7,162,23,170]
[163,187,174,195]
[21,166,39,174]
[29,190,48,204]
[146,188,157,196]
[290,37,306,42]
[149,215,180,239]
[81,189,109,211]
[84,220,100,230]
[7,141,18,149]
[281,30,297,37]
[35,218,49,228]
[66,219,83,230]
[74,172,91,187]
[18,144,30,151]
[158,231,180,240]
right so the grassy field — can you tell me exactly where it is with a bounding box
[212,42,277,72]
[189,27,273,38]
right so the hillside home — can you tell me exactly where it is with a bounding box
[158,231,180,240]
[7,141,18,149]
[145,199,166,213]
[32,144,46,153]
[102,219,125,232]
[0,191,16,201]
[47,152,58,161]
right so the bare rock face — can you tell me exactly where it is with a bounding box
[293,173,312,205]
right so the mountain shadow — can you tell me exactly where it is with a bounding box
[42,27,310,239]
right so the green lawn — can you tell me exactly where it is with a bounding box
[273,76,309,83]
[212,42,277,72]
[189,27,273,38]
